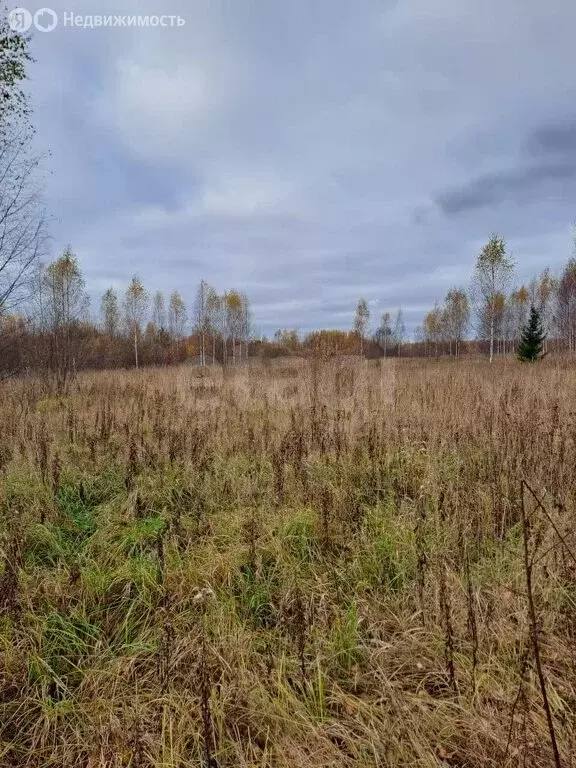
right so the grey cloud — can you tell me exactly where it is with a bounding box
[436,161,576,216]
[436,113,576,217]
[527,117,576,157]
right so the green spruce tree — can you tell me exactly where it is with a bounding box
[517,305,546,362]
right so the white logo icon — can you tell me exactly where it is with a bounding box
[8,7,33,32]
[34,8,58,32]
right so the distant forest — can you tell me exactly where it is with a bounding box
[1,236,576,383]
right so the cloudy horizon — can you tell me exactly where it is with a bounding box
[25,0,576,337]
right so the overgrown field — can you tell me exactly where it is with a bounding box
[1,358,575,767]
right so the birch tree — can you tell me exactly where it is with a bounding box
[42,246,88,389]
[124,276,148,369]
[472,234,514,362]
[353,297,370,356]
[0,15,46,314]
[507,286,529,352]
[556,258,576,354]
[479,292,506,355]
[193,279,210,365]
[206,287,221,363]
[1,11,32,126]
[240,292,252,360]
[392,309,405,356]
[375,311,392,357]
[101,287,120,337]
[152,290,166,332]
[423,305,444,357]
[534,268,555,351]
[168,290,187,358]
[225,290,243,364]
[444,288,469,356]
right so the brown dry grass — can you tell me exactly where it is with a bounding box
[0,357,575,767]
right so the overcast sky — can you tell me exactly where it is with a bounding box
[25,0,576,337]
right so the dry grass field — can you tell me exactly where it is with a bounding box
[1,357,576,767]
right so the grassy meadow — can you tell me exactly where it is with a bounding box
[1,357,575,767]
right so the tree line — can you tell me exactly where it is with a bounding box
[1,246,253,384]
[416,235,576,360]
[266,235,576,361]
[348,236,575,361]
[4,235,576,379]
